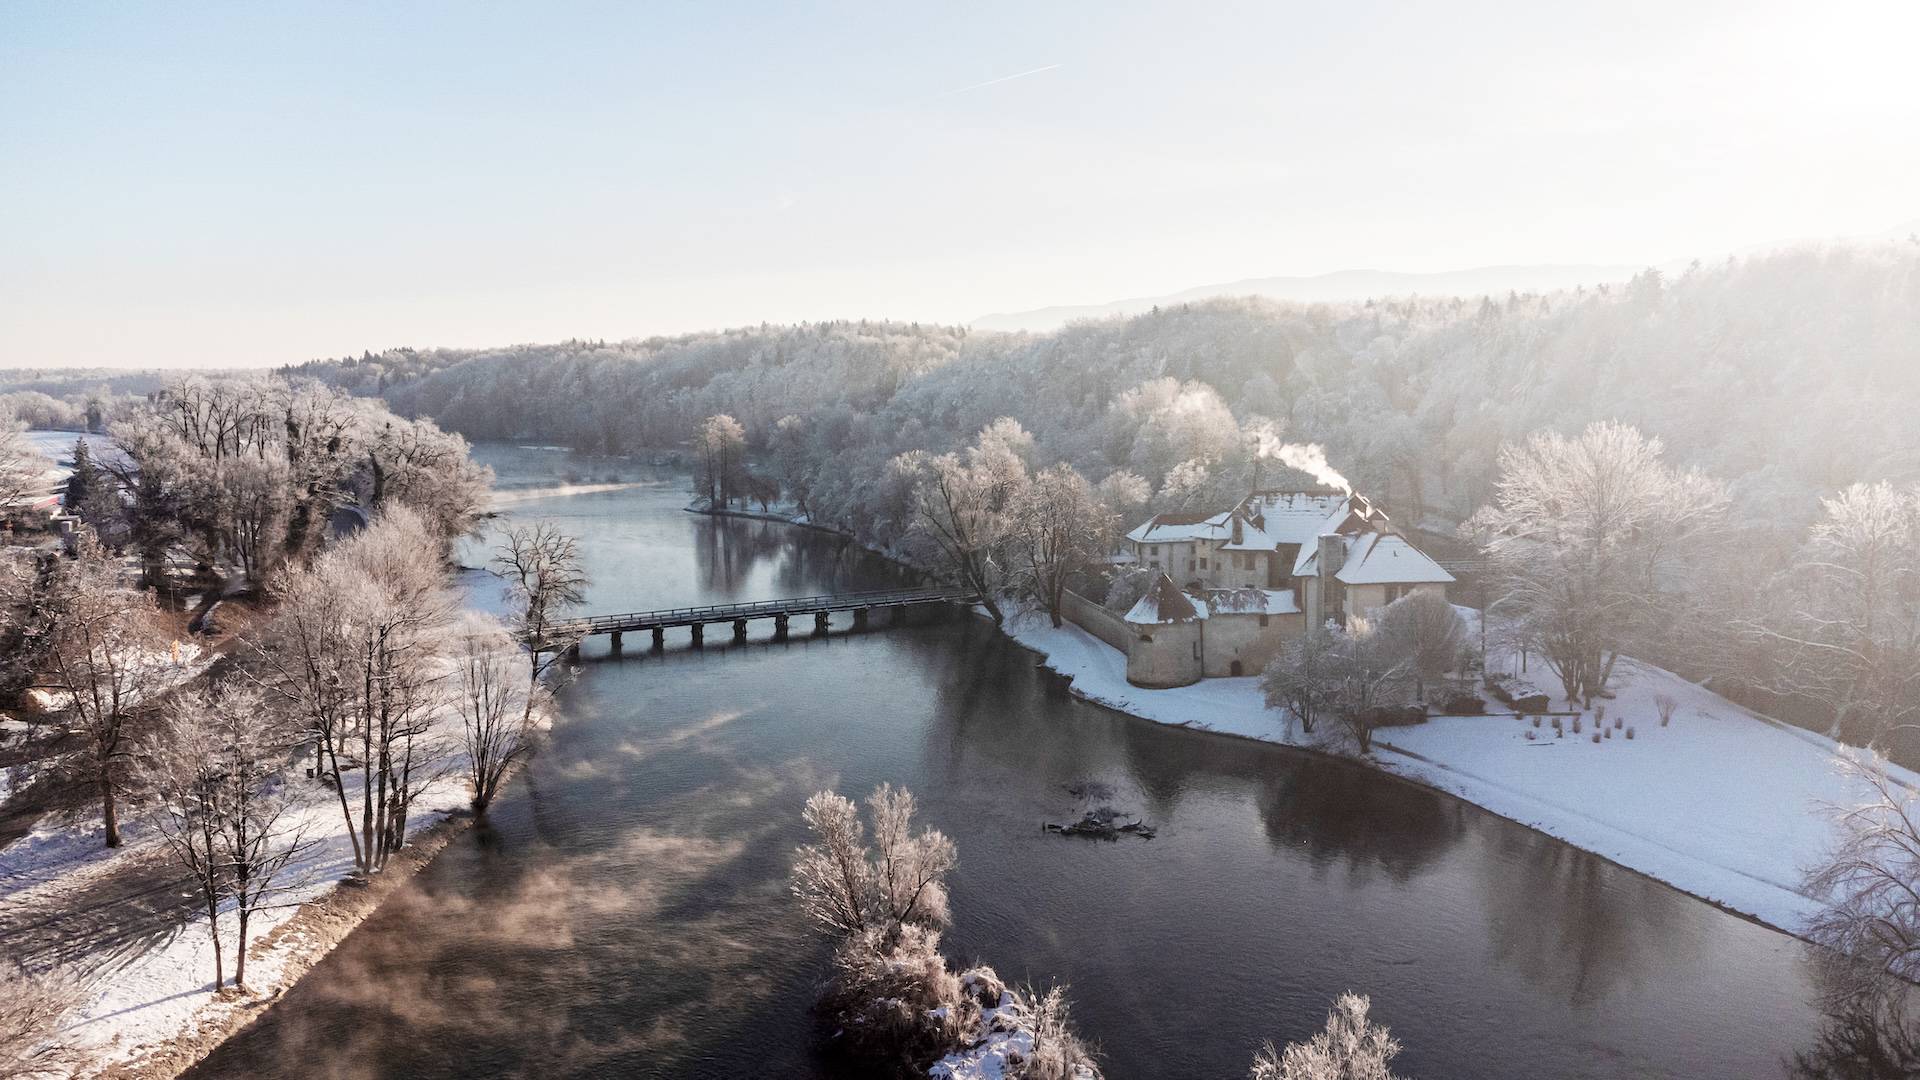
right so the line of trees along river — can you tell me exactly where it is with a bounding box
[185,450,1850,1079]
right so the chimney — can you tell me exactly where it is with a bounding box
[1317,533,1345,581]
[1231,512,1244,545]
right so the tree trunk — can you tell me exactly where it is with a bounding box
[981,594,1005,626]
[206,891,223,990]
[102,777,120,848]
[234,907,249,990]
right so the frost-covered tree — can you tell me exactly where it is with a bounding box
[39,530,168,847]
[106,375,485,589]
[135,690,235,989]
[453,618,537,815]
[1250,992,1405,1080]
[1011,464,1115,627]
[250,508,453,873]
[1805,753,1920,993]
[490,522,586,777]
[769,413,815,513]
[0,419,50,525]
[1747,483,1920,748]
[362,414,494,550]
[1094,468,1151,540]
[1469,422,1727,705]
[139,679,310,990]
[792,784,955,949]
[904,422,1031,625]
[1376,591,1468,700]
[1261,632,1343,736]
[1267,623,1414,754]
[694,413,747,508]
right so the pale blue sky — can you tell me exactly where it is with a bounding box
[3,1,1914,368]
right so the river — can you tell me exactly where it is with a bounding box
[188,444,1838,1079]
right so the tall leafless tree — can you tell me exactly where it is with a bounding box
[40,529,170,847]
[1468,422,1727,705]
[1010,463,1115,627]
[1744,482,1920,748]
[490,522,586,787]
[1376,590,1469,701]
[452,619,536,815]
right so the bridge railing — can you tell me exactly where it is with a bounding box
[543,586,977,635]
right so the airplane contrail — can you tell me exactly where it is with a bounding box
[931,63,1062,100]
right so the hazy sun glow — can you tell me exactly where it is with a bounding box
[1,0,1914,368]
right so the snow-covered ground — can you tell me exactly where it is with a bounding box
[2,760,470,1071]
[687,496,814,527]
[999,606,1916,939]
[0,628,518,1075]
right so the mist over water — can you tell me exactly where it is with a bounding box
[187,445,1831,1079]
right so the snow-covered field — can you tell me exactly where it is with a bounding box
[999,607,1916,940]
[2,762,470,1072]
[0,629,514,1074]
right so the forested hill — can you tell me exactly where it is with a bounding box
[289,245,1920,549]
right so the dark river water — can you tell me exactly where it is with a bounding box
[189,445,1842,1079]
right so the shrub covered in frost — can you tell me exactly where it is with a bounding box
[1250,992,1405,1080]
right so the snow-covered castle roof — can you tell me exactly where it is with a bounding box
[1124,573,1207,624]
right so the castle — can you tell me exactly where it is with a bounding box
[1117,490,1454,688]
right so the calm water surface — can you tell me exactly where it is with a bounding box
[190,445,1836,1079]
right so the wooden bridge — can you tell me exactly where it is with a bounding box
[537,586,978,651]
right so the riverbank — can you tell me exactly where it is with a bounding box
[997,606,1912,944]
[101,807,478,1079]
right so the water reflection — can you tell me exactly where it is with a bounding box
[1255,762,1467,885]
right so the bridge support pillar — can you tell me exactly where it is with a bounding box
[814,611,830,635]
[652,627,664,650]
[690,623,704,647]
[733,619,748,642]
[566,641,580,661]
[609,631,622,653]
[773,614,789,639]
[853,607,869,630]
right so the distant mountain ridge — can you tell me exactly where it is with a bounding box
[971,264,1645,332]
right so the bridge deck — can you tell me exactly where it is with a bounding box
[541,586,976,639]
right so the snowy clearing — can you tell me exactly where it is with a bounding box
[0,633,526,1076]
[7,765,470,1073]
[999,606,1915,940]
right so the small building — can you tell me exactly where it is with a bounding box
[1123,574,1205,687]
[1116,489,1455,687]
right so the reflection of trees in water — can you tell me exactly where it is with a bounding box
[693,518,789,596]
[1788,987,1920,1079]
[693,517,911,599]
[1253,762,1468,885]
[1475,826,1698,1008]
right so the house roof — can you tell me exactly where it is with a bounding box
[1240,491,1352,546]
[1334,532,1456,585]
[1125,510,1234,545]
[1124,573,1207,624]
[1125,489,1455,587]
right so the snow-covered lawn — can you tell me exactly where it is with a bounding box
[2,766,470,1073]
[0,631,509,1075]
[1000,608,1915,940]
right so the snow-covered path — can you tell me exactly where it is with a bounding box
[999,609,1912,940]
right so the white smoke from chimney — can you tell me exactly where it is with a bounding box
[1248,425,1353,495]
